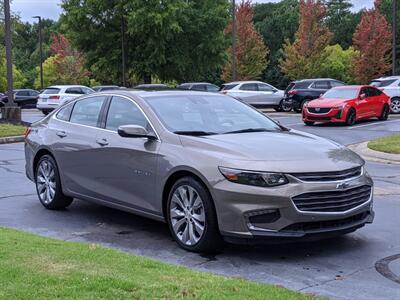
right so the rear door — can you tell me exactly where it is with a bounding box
[92,96,161,213]
[235,83,259,104]
[257,83,281,106]
[365,87,382,115]
[51,95,108,198]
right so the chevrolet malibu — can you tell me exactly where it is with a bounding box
[303,85,390,126]
[25,91,374,252]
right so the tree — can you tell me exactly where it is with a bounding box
[352,0,392,83]
[380,0,400,73]
[253,0,299,87]
[280,0,332,80]
[314,44,359,83]
[222,0,269,82]
[324,0,362,49]
[60,0,230,85]
[0,47,27,91]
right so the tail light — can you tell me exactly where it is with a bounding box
[24,127,32,139]
[288,90,298,95]
[49,95,60,100]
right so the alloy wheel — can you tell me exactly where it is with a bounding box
[391,98,400,114]
[36,160,56,204]
[170,185,205,246]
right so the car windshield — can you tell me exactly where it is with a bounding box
[145,95,282,135]
[370,79,396,87]
[323,88,359,99]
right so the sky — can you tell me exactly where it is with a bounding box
[11,0,375,23]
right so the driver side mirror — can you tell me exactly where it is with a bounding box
[359,93,367,100]
[118,125,157,140]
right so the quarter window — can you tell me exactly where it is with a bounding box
[66,87,84,94]
[56,103,74,121]
[105,96,149,131]
[70,96,105,127]
[257,83,274,92]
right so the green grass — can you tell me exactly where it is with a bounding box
[368,134,400,154]
[0,227,316,300]
[0,123,26,138]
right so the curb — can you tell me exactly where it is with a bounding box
[0,136,25,144]
[348,141,400,165]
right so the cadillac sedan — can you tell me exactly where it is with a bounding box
[25,90,374,252]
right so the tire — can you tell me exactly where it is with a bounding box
[277,99,292,112]
[304,121,315,126]
[294,99,309,113]
[345,108,356,126]
[166,176,223,253]
[378,104,389,121]
[390,97,400,114]
[42,110,50,116]
[35,154,73,210]
[274,106,282,112]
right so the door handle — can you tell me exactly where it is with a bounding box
[96,138,109,146]
[56,131,67,138]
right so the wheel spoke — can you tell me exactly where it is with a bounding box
[172,194,185,211]
[192,219,204,237]
[178,187,189,207]
[172,217,186,233]
[170,207,184,219]
[188,222,197,245]
[180,223,190,244]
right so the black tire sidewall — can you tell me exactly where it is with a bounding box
[379,104,389,120]
[346,109,356,126]
[166,176,222,252]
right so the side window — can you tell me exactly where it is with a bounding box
[70,96,105,127]
[192,85,207,91]
[240,83,258,91]
[330,81,344,87]
[82,87,93,94]
[18,91,29,96]
[312,81,330,89]
[207,85,219,92]
[105,96,149,131]
[30,91,39,96]
[56,103,74,121]
[360,88,368,97]
[257,83,274,92]
[66,87,84,95]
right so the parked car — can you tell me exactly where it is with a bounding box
[0,89,40,108]
[177,82,219,92]
[133,84,170,91]
[303,85,390,126]
[36,85,94,115]
[283,78,345,113]
[220,81,288,111]
[370,76,400,114]
[25,90,374,252]
[92,85,120,92]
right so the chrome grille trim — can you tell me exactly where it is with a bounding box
[290,167,362,182]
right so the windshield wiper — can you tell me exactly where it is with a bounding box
[223,128,274,134]
[173,131,218,136]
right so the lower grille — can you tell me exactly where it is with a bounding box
[282,212,369,232]
[307,107,331,114]
[292,185,372,213]
[307,116,331,121]
[291,167,362,182]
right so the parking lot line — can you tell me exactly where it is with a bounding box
[347,119,400,129]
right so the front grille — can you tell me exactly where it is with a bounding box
[292,185,372,213]
[282,212,369,232]
[291,167,362,182]
[307,107,331,114]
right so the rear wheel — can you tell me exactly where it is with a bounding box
[42,110,50,116]
[390,97,400,114]
[35,155,73,210]
[304,121,315,126]
[378,104,389,121]
[345,108,356,126]
[166,176,223,253]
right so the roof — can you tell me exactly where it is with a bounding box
[178,82,214,85]
[47,85,90,88]
[372,76,400,81]
[223,80,264,85]
[293,78,337,82]
[102,90,221,99]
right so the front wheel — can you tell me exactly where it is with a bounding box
[35,155,73,210]
[167,177,223,253]
[345,109,356,126]
[378,104,389,121]
[390,98,400,114]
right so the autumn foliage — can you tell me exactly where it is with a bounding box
[222,1,269,82]
[352,0,392,83]
[280,0,332,80]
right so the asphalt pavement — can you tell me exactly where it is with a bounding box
[0,109,399,299]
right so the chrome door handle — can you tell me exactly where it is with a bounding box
[96,138,109,146]
[56,131,67,138]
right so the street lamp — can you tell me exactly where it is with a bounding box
[33,16,44,90]
[231,0,237,81]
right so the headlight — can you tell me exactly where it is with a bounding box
[218,167,289,187]
[333,104,347,110]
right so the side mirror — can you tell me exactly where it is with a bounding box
[118,125,157,140]
[359,93,366,100]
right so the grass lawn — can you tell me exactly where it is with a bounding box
[368,134,400,154]
[0,227,316,300]
[0,123,26,138]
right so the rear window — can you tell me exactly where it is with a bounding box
[42,88,60,95]
[370,79,396,87]
[220,84,238,91]
[293,81,312,90]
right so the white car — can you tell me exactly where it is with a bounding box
[220,81,288,111]
[36,85,94,115]
[370,76,400,114]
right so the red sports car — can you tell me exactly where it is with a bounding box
[303,85,391,126]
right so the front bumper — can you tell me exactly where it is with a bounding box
[212,172,374,242]
[303,107,347,123]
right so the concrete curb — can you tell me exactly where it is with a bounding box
[0,136,25,144]
[348,141,400,165]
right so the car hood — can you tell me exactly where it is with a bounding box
[179,130,364,173]
[308,98,351,108]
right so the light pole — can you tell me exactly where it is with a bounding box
[393,0,398,75]
[1,0,20,122]
[232,0,237,81]
[33,16,43,90]
[121,16,126,87]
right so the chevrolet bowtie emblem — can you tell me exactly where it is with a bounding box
[336,182,350,190]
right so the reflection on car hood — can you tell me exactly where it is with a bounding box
[180,130,364,173]
[308,98,351,107]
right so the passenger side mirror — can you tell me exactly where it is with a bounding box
[359,93,366,100]
[118,125,157,140]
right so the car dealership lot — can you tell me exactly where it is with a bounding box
[1,110,399,299]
